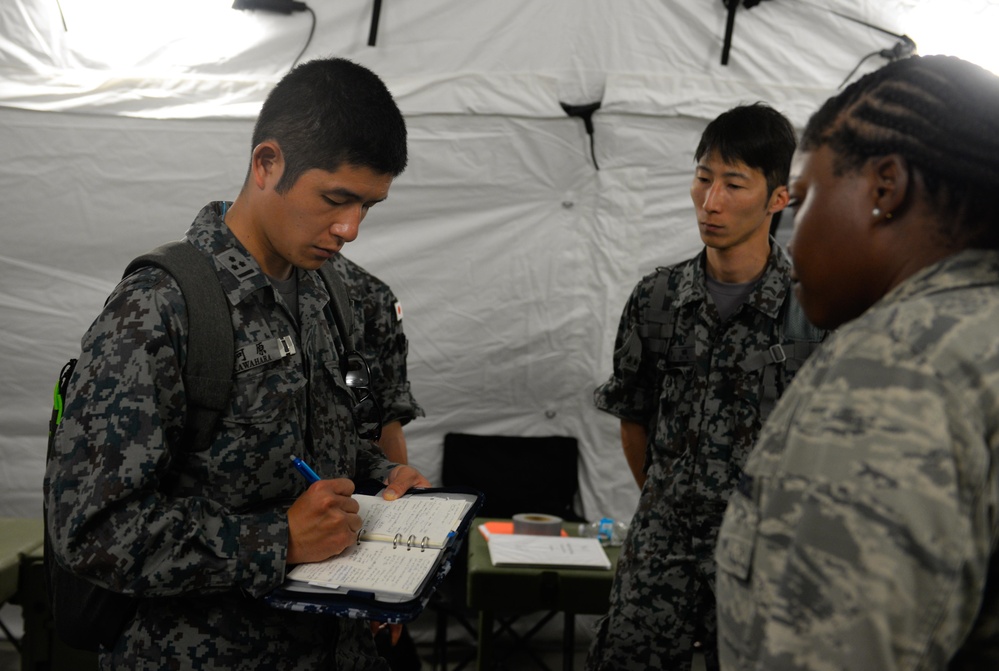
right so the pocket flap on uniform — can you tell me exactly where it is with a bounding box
[715,490,760,582]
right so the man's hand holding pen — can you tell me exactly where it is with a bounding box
[285,455,432,565]
[286,477,362,565]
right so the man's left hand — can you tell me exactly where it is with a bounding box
[382,464,432,500]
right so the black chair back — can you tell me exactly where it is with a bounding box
[442,432,584,522]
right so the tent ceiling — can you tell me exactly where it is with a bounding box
[0,0,985,520]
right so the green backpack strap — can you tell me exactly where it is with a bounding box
[123,241,234,452]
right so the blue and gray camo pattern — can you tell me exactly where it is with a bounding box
[588,243,824,670]
[45,202,395,670]
[329,254,424,427]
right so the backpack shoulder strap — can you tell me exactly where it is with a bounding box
[739,289,825,374]
[317,260,356,353]
[41,241,233,652]
[636,267,675,352]
[782,293,826,356]
[616,267,678,379]
[639,266,695,363]
[123,241,233,452]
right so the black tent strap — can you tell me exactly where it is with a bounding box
[720,0,772,66]
[721,0,738,66]
[368,0,382,46]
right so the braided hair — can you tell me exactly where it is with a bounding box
[801,55,999,249]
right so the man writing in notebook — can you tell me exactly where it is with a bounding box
[46,57,430,670]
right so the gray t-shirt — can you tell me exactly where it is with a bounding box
[706,275,757,321]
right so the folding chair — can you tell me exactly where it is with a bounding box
[428,432,585,671]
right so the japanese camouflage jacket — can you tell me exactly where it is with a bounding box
[588,243,824,667]
[595,243,824,510]
[45,202,395,670]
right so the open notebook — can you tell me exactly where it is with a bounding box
[286,492,470,599]
[267,485,482,621]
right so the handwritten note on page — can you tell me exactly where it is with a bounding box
[287,542,441,598]
[355,494,469,547]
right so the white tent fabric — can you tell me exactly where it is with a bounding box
[1,0,914,522]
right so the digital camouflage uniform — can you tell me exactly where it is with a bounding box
[716,249,999,671]
[330,254,424,427]
[45,202,396,671]
[588,243,825,671]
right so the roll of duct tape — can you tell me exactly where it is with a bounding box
[512,513,563,536]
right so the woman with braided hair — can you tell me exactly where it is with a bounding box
[714,54,999,670]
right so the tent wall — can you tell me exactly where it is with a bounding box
[0,0,909,521]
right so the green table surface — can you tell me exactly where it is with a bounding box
[0,517,44,604]
[466,517,621,614]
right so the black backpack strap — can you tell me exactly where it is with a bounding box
[638,267,695,366]
[317,259,356,354]
[629,268,684,475]
[636,268,676,355]
[45,240,233,651]
[123,241,234,452]
[45,242,235,651]
[738,291,825,418]
[738,292,824,375]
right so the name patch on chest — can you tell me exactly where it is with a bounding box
[234,336,297,373]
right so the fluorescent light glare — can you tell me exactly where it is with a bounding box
[57,0,250,71]
[902,0,999,75]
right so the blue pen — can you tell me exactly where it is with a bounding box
[290,454,321,484]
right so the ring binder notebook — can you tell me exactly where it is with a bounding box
[265,482,483,622]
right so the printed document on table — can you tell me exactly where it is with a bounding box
[486,534,611,569]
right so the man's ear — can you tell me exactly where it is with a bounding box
[250,141,284,190]
[871,154,909,222]
[767,185,790,213]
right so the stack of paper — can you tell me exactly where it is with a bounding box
[485,534,611,570]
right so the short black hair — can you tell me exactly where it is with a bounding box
[801,55,999,249]
[695,102,797,196]
[251,57,408,193]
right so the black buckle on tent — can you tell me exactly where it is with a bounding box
[561,102,602,170]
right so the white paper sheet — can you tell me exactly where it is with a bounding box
[486,534,611,569]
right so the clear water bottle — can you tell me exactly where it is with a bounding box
[579,517,628,546]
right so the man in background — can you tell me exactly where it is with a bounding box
[332,252,425,466]
[332,252,426,670]
[587,103,825,670]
